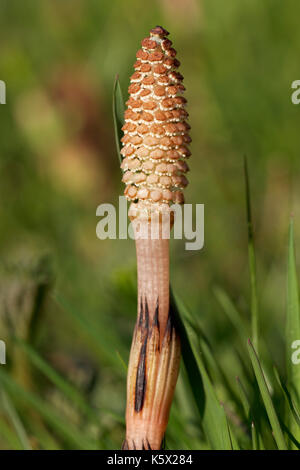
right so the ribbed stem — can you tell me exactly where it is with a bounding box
[135,220,170,342]
[123,218,180,450]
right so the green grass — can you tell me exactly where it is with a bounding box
[1,0,300,451]
[1,210,299,449]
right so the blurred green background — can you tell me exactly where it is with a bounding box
[0,0,299,449]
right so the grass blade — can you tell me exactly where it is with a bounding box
[112,74,125,164]
[244,155,259,351]
[14,339,124,427]
[251,422,258,450]
[171,291,233,449]
[214,286,249,344]
[224,412,233,450]
[236,376,261,449]
[53,292,126,372]
[13,338,101,424]
[0,416,24,450]
[0,418,23,450]
[286,218,300,445]
[221,403,240,450]
[236,376,250,418]
[273,365,300,428]
[247,339,287,449]
[0,384,32,449]
[0,369,98,449]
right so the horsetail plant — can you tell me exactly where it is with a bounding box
[120,26,191,450]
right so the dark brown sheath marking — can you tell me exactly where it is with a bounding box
[153,298,159,328]
[138,296,149,330]
[144,297,149,330]
[146,438,152,450]
[121,439,129,450]
[142,438,152,450]
[138,296,144,327]
[135,335,147,412]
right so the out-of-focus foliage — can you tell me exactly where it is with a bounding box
[0,0,299,449]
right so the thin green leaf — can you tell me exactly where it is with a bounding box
[222,404,240,450]
[273,365,300,427]
[116,350,128,373]
[244,155,259,351]
[112,75,125,164]
[247,339,287,450]
[214,286,249,344]
[224,412,233,450]
[196,331,244,416]
[13,338,118,426]
[171,291,232,450]
[0,384,32,450]
[286,218,300,445]
[251,422,258,450]
[236,376,250,418]
[236,376,261,449]
[0,369,98,450]
[0,416,23,450]
[53,292,127,372]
